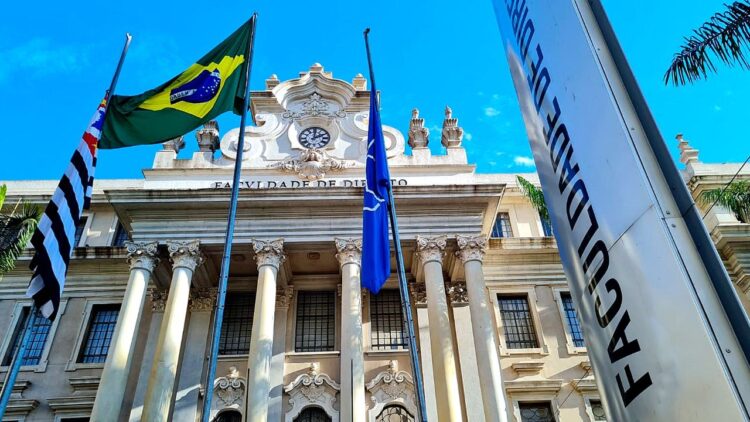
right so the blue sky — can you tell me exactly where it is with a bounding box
[0,0,746,181]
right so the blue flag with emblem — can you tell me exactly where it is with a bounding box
[361,85,391,294]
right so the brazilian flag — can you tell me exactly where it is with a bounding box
[100,18,254,149]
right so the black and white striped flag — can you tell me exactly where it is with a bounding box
[27,98,106,320]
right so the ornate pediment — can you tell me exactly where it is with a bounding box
[366,361,418,419]
[284,363,340,422]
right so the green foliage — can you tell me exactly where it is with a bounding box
[699,180,750,223]
[516,175,550,223]
[0,185,42,274]
[665,1,750,85]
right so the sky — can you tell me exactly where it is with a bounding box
[0,0,746,181]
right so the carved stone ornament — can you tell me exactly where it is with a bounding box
[456,234,487,263]
[162,135,185,152]
[284,363,340,422]
[190,288,217,312]
[366,360,418,419]
[334,237,362,266]
[276,286,294,309]
[441,106,464,148]
[415,235,448,264]
[167,240,204,271]
[282,92,346,121]
[270,148,349,181]
[125,241,159,272]
[214,366,246,407]
[252,238,286,270]
[407,108,429,149]
[408,283,427,307]
[447,282,469,306]
[150,289,168,312]
[196,120,220,152]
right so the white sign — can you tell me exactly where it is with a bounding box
[493,0,750,419]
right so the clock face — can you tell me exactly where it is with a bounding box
[298,127,331,149]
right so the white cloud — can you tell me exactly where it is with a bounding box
[0,38,91,84]
[484,107,501,117]
[714,105,722,112]
[514,155,535,167]
[464,132,473,141]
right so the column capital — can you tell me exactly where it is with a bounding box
[416,235,448,265]
[166,240,203,271]
[276,286,294,309]
[335,237,362,267]
[408,283,428,308]
[125,241,159,272]
[189,288,217,312]
[455,235,487,264]
[447,282,469,307]
[251,238,286,270]
[150,288,168,312]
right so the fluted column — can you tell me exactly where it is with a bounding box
[142,240,203,422]
[269,286,294,422]
[335,238,366,422]
[246,239,286,422]
[91,241,159,421]
[416,235,464,421]
[457,235,508,422]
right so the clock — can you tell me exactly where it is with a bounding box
[298,127,331,149]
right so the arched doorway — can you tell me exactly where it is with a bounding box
[376,405,415,422]
[294,406,332,422]
[213,409,242,422]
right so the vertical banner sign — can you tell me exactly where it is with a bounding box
[493,0,750,420]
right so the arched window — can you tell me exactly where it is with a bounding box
[377,405,414,422]
[213,409,242,422]
[294,406,332,422]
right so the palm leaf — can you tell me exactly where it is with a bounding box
[0,202,42,274]
[0,184,6,210]
[517,175,550,223]
[698,180,750,223]
[665,1,750,85]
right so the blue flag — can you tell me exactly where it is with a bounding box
[361,86,391,293]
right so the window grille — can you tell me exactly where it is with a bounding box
[497,295,539,349]
[561,293,585,347]
[74,216,88,247]
[370,290,407,350]
[295,291,335,352]
[78,304,120,363]
[112,222,129,246]
[294,406,331,422]
[2,307,52,366]
[491,212,514,238]
[219,292,255,355]
[590,400,607,420]
[377,405,414,422]
[518,402,554,422]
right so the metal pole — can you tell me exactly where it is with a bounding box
[364,28,429,422]
[104,33,133,107]
[0,306,37,417]
[201,14,257,422]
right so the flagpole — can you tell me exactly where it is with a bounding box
[201,13,257,422]
[363,28,429,422]
[0,32,133,419]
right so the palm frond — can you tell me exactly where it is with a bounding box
[0,184,6,210]
[0,202,42,274]
[698,180,750,222]
[665,1,750,85]
[516,176,550,223]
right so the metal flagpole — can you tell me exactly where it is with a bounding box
[363,28,429,422]
[201,13,257,422]
[0,32,132,419]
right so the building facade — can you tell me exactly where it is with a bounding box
[1,64,748,422]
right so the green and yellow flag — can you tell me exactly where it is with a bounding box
[100,18,254,149]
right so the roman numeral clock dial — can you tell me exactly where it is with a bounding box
[298,127,331,149]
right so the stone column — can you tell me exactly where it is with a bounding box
[246,239,286,422]
[335,238,366,422]
[408,283,439,421]
[456,235,508,422]
[269,286,294,422]
[91,241,158,421]
[415,235,464,421]
[142,240,203,422]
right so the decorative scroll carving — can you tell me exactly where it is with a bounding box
[166,240,203,271]
[455,235,487,264]
[150,289,168,312]
[408,283,427,307]
[214,366,246,407]
[415,235,447,264]
[270,148,349,180]
[334,237,362,266]
[125,241,159,272]
[162,136,185,152]
[196,120,220,152]
[251,238,286,270]
[276,286,294,309]
[284,363,340,422]
[282,92,346,120]
[190,288,217,312]
[366,360,418,419]
[441,106,463,148]
[447,282,469,306]
[407,108,429,149]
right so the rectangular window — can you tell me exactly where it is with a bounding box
[518,402,554,422]
[589,400,606,421]
[370,290,407,350]
[491,212,514,238]
[112,222,129,247]
[295,291,335,352]
[541,218,553,237]
[74,216,88,248]
[498,295,539,349]
[561,293,585,347]
[78,304,120,363]
[219,292,255,355]
[2,307,52,366]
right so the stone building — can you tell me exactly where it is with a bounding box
[0,64,748,422]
